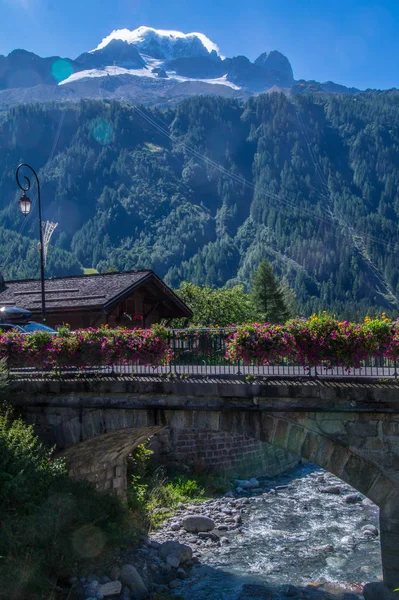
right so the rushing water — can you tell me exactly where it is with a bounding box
[174,464,382,599]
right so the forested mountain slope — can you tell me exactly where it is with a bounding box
[1,91,399,317]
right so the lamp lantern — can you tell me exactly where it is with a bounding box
[19,192,32,216]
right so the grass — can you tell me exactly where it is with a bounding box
[127,443,231,529]
[83,267,99,275]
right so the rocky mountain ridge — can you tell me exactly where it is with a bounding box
[0,26,359,108]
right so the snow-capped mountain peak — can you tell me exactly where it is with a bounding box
[91,26,223,60]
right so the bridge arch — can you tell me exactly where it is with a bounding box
[16,378,399,596]
[48,406,394,508]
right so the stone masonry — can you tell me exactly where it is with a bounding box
[148,429,299,477]
[12,376,399,598]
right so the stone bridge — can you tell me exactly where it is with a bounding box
[12,376,399,597]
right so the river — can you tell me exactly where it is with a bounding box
[170,463,382,599]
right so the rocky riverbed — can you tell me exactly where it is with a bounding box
[72,463,382,600]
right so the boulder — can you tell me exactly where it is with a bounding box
[98,581,122,597]
[166,554,180,568]
[182,515,215,533]
[176,567,187,579]
[119,564,147,599]
[169,579,181,589]
[109,566,120,581]
[344,493,362,504]
[361,524,379,537]
[320,485,341,494]
[120,587,132,600]
[234,479,252,489]
[159,540,193,564]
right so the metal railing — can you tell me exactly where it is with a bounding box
[8,328,399,381]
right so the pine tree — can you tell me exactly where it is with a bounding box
[250,259,290,323]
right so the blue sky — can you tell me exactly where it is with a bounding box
[0,0,398,89]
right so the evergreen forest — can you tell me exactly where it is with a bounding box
[1,90,399,318]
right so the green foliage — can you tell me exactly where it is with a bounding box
[149,475,207,509]
[0,410,134,599]
[127,442,215,528]
[127,442,154,511]
[172,281,254,327]
[0,414,66,514]
[250,259,292,323]
[83,267,99,274]
[2,93,399,317]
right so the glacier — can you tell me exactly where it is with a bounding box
[59,62,240,90]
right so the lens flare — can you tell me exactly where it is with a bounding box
[51,59,74,83]
[71,524,106,558]
[90,118,114,145]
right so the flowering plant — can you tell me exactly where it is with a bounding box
[225,323,293,365]
[0,325,171,370]
[225,313,393,370]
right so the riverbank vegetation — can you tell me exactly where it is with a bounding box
[127,442,228,529]
[0,409,139,599]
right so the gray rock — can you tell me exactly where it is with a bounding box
[100,576,111,584]
[220,537,230,544]
[224,490,235,498]
[320,485,341,494]
[169,579,181,589]
[249,478,260,488]
[176,567,187,579]
[119,564,147,599]
[361,524,379,537]
[234,479,252,489]
[159,540,193,564]
[198,531,219,541]
[182,515,215,533]
[98,581,122,597]
[166,554,180,568]
[170,522,180,531]
[344,493,363,504]
[177,502,186,509]
[217,525,228,531]
[120,587,132,600]
[109,566,120,581]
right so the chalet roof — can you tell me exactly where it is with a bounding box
[0,270,192,318]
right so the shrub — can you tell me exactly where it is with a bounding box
[0,413,134,599]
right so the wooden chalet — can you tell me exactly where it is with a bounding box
[0,270,192,329]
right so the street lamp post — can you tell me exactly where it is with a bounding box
[15,163,46,323]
